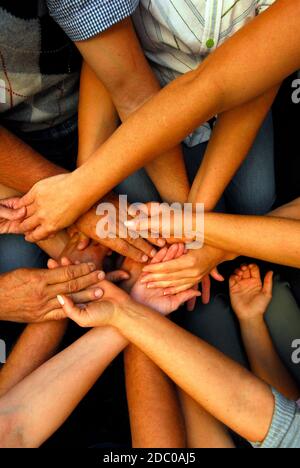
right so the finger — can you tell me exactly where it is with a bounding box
[106,270,130,282]
[249,264,261,280]
[109,238,149,263]
[163,244,179,262]
[263,271,274,296]
[150,247,169,265]
[127,236,157,258]
[60,257,73,267]
[20,215,40,234]
[201,276,211,305]
[164,283,198,296]
[146,277,198,290]
[43,308,67,322]
[0,206,26,220]
[229,276,238,288]
[240,265,251,279]
[25,225,53,242]
[47,259,59,270]
[143,257,184,274]
[176,289,201,306]
[210,267,225,282]
[147,237,166,248]
[71,287,104,303]
[125,216,159,234]
[175,243,185,259]
[48,271,105,296]
[187,297,197,312]
[14,192,35,208]
[45,262,97,284]
[234,268,243,277]
[77,234,91,251]
[57,294,88,326]
[141,268,196,284]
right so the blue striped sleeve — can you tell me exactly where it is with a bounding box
[47,0,140,41]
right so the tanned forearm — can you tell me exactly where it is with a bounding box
[113,303,274,443]
[188,87,279,209]
[0,127,67,193]
[76,20,189,203]
[0,327,127,448]
[239,317,300,400]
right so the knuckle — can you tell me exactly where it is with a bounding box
[67,279,80,294]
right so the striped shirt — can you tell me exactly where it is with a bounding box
[133,0,276,146]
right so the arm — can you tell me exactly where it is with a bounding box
[0,126,67,192]
[0,326,127,448]
[230,265,300,401]
[188,87,279,209]
[19,0,300,238]
[75,19,190,203]
[61,286,275,444]
[0,320,68,398]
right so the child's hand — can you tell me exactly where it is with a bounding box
[229,264,273,323]
[131,244,201,316]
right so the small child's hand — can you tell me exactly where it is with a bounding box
[229,264,273,323]
[131,244,201,316]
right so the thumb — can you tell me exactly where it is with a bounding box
[263,271,274,296]
[210,267,225,282]
[15,192,34,209]
[57,294,86,325]
[0,205,26,220]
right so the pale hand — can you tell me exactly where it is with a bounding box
[229,264,273,322]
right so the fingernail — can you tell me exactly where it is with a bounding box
[57,295,65,306]
[75,261,81,265]
[94,288,103,298]
[157,239,166,247]
[98,272,105,280]
[164,291,172,296]
[150,249,157,258]
[142,255,149,263]
[88,263,96,271]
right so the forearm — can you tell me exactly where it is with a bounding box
[77,19,189,204]
[114,303,274,443]
[239,317,300,401]
[188,87,279,209]
[0,327,127,448]
[0,127,67,193]
[78,62,119,165]
[69,0,300,213]
[124,345,185,448]
[0,321,68,398]
[204,212,300,268]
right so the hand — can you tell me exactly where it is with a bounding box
[130,244,201,315]
[0,263,104,323]
[58,233,109,270]
[140,245,228,302]
[16,173,82,242]
[0,198,26,234]
[229,264,273,323]
[76,193,166,263]
[57,279,131,328]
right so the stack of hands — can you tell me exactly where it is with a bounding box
[0,193,234,323]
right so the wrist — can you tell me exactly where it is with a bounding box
[238,314,266,330]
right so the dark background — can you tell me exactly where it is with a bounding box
[43,74,300,449]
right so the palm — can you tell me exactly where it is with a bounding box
[230,265,273,320]
[131,279,184,315]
